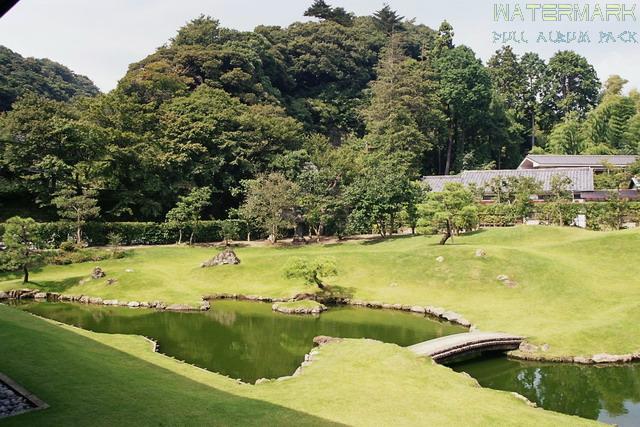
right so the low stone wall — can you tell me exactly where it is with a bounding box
[510,348,640,365]
[0,289,210,312]
[203,293,473,328]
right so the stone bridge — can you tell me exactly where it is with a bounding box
[408,332,524,363]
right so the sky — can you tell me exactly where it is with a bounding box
[1,0,639,92]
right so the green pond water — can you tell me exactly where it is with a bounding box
[15,300,463,382]
[452,356,640,426]
[14,301,640,425]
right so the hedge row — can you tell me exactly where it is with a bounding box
[0,220,250,248]
[479,202,640,230]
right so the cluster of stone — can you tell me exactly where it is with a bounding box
[201,249,240,267]
[340,299,473,328]
[203,293,288,303]
[0,382,34,419]
[271,302,327,315]
[512,342,640,364]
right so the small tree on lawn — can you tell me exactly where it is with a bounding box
[419,183,478,245]
[239,173,299,243]
[166,187,212,245]
[52,188,101,245]
[220,220,240,247]
[284,257,337,290]
[3,217,40,283]
[107,232,123,258]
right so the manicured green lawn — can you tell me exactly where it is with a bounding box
[2,226,639,357]
[0,306,595,426]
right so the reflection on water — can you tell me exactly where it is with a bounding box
[17,300,463,382]
[452,356,640,426]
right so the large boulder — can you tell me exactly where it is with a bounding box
[201,249,240,267]
[91,267,106,279]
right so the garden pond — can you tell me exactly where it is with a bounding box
[11,300,640,425]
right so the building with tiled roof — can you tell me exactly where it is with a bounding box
[422,168,594,196]
[518,154,638,171]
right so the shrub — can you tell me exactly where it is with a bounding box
[0,220,250,248]
[59,241,78,252]
[48,248,128,265]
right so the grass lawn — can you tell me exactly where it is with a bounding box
[2,226,640,357]
[0,305,595,426]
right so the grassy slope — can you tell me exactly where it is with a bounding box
[0,306,595,426]
[2,226,639,356]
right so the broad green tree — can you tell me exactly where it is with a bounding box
[435,45,492,174]
[547,113,586,154]
[541,51,600,129]
[345,158,414,237]
[165,187,212,245]
[239,173,299,243]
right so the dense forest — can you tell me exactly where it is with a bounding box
[1,1,639,236]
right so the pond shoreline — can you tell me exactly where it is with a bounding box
[3,287,639,366]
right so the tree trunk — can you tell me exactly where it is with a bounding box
[189,231,194,246]
[23,265,29,283]
[177,229,183,245]
[444,122,454,175]
[313,276,326,290]
[439,220,452,245]
[377,220,386,238]
[76,224,82,245]
[531,111,536,149]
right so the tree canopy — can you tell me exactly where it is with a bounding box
[2,2,635,241]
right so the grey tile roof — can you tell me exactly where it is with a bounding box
[420,175,461,192]
[422,168,594,193]
[519,154,638,169]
